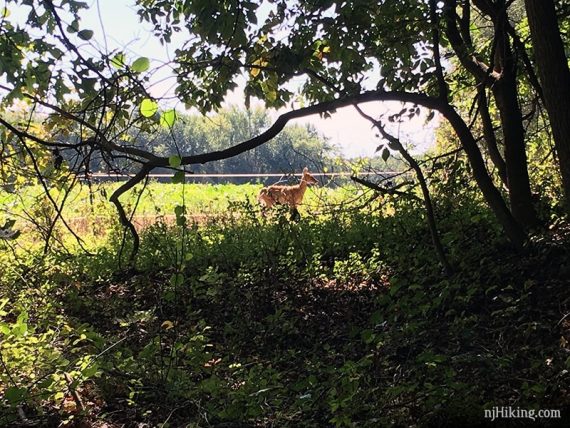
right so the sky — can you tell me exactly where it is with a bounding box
[29,0,440,157]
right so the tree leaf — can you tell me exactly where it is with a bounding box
[66,20,79,33]
[173,205,186,227]
[160,109,177,127]
[161,320,174,330]
[140,98,158,117]
[382,147,390,162]
[77,30,94,41]
[81,364,98,378]
[132,57,150,73]
[169,155,181,168]
[266,90,277,102]
[250,58,268,77]
[172,170,185,184]
[110,53,126,69]
[5,387,27,404]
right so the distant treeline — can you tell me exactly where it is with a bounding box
[81,107,404,182]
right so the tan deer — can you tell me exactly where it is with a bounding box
[258,167,318,218]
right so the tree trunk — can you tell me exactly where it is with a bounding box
[446,0,538,227]
[489,10,538,228]
[524,0,570,211]
[441,105,526,248]
[491,76,538,227]
[477,86,508,186]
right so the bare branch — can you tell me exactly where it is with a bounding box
[353,104,452,275]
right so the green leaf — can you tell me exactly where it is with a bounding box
[2,7,10,18]
[77,30,94,41]
[389,283,401,297]
[5,387,27,404]
[360,329,375,344]
[81,364,98,378]
[110,53,126,69]
[140,98,158,117]
[67,20,80,33]
[163,290,175,302]
[266,88,277,102]
[174,204,186,226]
[0,323,9,334]
[160,109,177,127]
[170,272,185,287]
[369,310,383,324]
[132,57,150,73]
[168,155,182,168]
[382,147,390,162]
[172,170,185,184]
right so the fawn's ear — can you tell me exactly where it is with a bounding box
[303,167,308,173]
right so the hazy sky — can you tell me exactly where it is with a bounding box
[40,0,440,157]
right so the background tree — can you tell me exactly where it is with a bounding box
[524,0,570,209]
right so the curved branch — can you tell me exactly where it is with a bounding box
[122,89,521,247]
[173,91,451,167]
[0,116,77,149]
[109,164,153,264]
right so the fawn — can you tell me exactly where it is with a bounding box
[258,167,318,219]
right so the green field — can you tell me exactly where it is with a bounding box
[0,180,370,243]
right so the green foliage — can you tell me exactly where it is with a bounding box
[0,254,104,425]
[2,181,569,426]
[160,109,177,128]
[131,56,150,73]
[139,98,158,118]
[137,0,433,110]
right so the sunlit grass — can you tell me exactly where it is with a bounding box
[0,180,373,250]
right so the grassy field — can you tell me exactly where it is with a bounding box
[0,180,367,230]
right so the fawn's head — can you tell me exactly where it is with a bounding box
[302,167,319,186]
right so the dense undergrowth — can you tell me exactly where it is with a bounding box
[1,189,570,427]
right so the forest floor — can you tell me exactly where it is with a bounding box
[1,193,570,427]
